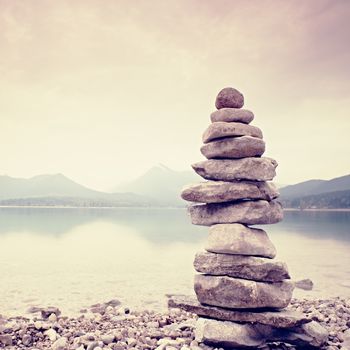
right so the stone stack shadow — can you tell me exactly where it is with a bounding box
[168,87,328,349]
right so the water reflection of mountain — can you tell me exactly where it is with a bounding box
[268,210,350,242]
[0,207,207,244]
[0,208,349,243]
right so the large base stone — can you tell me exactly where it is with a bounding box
[206,224,277,258]
[194,275,294,309]
[192,157,277,182]
[181,180,279,203]
[203,122,263,143]
[200,136,265,159]
[194,251,289,282]
[189,200,283,226]
[168,295,309,328]
[196,318,328,349]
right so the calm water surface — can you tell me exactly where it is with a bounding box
[0,208,349,316]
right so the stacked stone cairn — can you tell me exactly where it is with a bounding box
[169,87,328,349]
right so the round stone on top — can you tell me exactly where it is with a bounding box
[215,87,244,109]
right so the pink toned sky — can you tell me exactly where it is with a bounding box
[1,0,349,190]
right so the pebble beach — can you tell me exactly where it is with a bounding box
[1,297,349,350]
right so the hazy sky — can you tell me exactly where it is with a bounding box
[1,0,349,191]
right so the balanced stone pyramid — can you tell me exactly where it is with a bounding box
[169,87,328,349]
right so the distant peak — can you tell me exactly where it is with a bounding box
[157,163,173,172]
[145,164,174,175]
[31,173,67,180]
[53,173,66,178]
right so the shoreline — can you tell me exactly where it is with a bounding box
[283,207,350,212]
[0,205,184,210]
[0,205,350,212]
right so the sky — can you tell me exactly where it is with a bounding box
[1,0,349,191]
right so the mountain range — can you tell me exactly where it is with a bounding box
[0,173,153,207]
[0,165,199,207]
[0,167,349,208]
[113,163,200,206]
[279,174,350,209]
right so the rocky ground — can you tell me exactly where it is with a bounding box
[0,297,349,350]
[289,297,350,350]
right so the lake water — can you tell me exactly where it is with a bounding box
[0,207,349,317]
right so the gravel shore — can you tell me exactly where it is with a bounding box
[0,297,349,350]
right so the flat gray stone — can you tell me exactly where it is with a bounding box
[194,275,294,309]
[293,321,329,348]
[215,87,244,109]
[181,181,279,203]
[206,224,276,258]
[343,329,350,349]
[196,318,264,348]
[168,295,311,328]
[189,200,283,226]
[210,108,254,124]
[200,136,265,159]
[168,295,310,328]
[203,122,263,143]
[195,318,328,349]
[194,251,289,281]
[295,278,314,291]
[197,318,265,348]
[192,158,277,182]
